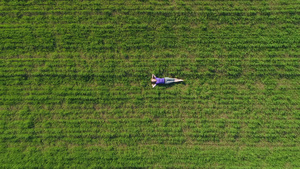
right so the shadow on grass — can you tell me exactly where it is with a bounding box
[159,81,186,89]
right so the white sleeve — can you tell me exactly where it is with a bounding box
[152,84,156,88]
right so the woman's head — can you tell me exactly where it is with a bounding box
[151,78,157,84]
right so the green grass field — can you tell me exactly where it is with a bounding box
[1,0,299,168]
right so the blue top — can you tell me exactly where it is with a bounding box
[155,77,165,84]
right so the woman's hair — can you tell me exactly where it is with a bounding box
[151,78,157,84]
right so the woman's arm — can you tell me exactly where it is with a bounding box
[152,74,156,79]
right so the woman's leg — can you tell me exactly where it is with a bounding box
[174,78,184,82]
[164,77,183,84]
[164,77,175,84]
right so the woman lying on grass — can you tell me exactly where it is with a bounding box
[151,74,184,88]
